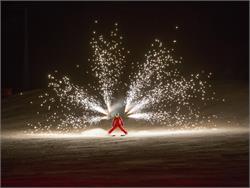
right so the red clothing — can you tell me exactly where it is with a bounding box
[108,116,127,134]
[112,117,124,127]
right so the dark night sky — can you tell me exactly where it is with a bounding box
[2,1,249,92]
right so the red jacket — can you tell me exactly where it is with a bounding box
[112,117,124,127]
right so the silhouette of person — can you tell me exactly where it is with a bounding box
[108,113,128,135]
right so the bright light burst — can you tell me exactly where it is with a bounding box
[89,22,126,112]
[28,22,221,133]
[124,39,218,128]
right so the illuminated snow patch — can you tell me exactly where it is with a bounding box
[3,127,248,139]
[80,128,107,137]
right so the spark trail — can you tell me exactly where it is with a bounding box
[28,22,220,133]
[125,39,217,128]
[28,22,127,132]
[90,22,126,113]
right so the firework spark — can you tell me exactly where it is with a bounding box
[90,22,126,112]
[28,22,220,133]
[29,22,128,132]
[124,39,217,127]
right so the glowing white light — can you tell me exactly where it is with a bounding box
[28,22,218,134]
[128,113,153,120]
[88,103,108,116]
[88,116,109,124]
[126,99,150,115]
[124,38,217,128]
[29,22,128,133]
[5,127,248,139]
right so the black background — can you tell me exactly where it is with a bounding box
[2,2,249,93]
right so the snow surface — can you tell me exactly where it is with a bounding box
[1,81,249,186]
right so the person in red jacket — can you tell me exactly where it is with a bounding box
[108,113,128,135]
